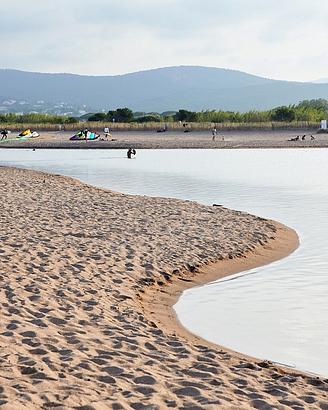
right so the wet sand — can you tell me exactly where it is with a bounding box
[1,164,328,409]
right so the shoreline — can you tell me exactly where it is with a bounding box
[1,129,328,149]
[141,221,299,356]
[1,166,328,409]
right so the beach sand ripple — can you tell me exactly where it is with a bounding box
[0,166,327,409]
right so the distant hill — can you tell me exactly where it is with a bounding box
[1,66,328,114]
[311,78,328,84]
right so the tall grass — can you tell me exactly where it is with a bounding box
[3,121,321,132]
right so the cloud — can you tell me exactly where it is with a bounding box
[1,0,328,81]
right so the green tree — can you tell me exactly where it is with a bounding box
[173,109,190,122]
[65,116,78,124]
[270,106,296,122]
[298,98,328,110]
[88,112,107,122]
[173,109,199,122]
[107,110,116,122]
[107,108,134,123]
[135,114,161,123]
[117,108,134,122]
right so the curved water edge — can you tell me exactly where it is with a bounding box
[1,148,328,377]
[142,219,300,365]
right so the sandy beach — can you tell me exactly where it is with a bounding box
[0,128,328,149]
[1,132,328,409]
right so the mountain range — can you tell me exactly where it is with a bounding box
[1,66,328,115]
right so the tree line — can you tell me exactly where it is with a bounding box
[0,113,78,125]
[88,99,328,124]
[1,99,328,125]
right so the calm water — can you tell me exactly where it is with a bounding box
[1,148,328,377]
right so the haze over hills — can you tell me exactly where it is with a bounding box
[311,78,328,84]
[1,66,328,115]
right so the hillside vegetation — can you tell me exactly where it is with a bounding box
[1,66,328,113]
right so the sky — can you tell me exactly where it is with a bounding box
[2,0,328,82]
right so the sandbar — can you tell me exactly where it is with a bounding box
[1,165,328,409]
[1,129,328,149]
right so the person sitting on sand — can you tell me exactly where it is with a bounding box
[157,123,167,133]
[302,135,306,140]
[287,136,300,141]
[183,123,191,132]
[311,135,315,140]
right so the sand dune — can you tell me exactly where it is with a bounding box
[1,166,328,409]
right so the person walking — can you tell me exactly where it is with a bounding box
[211,127,217,140]
[1,129,9,140]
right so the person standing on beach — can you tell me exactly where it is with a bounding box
[212,127,217,140]
[1,129,9,140]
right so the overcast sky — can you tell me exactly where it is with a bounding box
[2,0,328,82]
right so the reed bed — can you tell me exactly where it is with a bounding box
[3,121,321,133]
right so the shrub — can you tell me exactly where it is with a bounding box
[135,114,161,123]
[270,106,296,122]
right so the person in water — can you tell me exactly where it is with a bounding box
[127,148,136,158]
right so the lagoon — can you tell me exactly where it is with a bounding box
[1,148,328,377]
